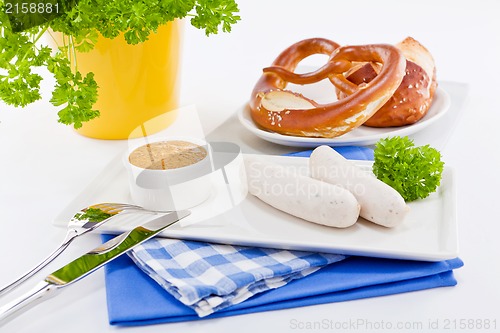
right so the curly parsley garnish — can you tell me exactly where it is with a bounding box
[0,0,240,128]
[75,207,113,222]
[373,136,444,201]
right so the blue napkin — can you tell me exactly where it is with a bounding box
[103,145,463,326]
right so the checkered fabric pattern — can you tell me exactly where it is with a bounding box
[128,238,346,317]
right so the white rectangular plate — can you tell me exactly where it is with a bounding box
[54,154,458,262]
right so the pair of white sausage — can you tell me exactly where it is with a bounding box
[245,158,360,228]
[310,145,410,227]
[245,146,409,228]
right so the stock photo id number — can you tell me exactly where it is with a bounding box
[289,318,498,331]
[3,0,71,31]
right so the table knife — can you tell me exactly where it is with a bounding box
[0,210,190,326]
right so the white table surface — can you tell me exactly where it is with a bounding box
[1,0,500,332]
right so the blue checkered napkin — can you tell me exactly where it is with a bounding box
[127,238,346,317]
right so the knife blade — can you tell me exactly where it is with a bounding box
[0,210,190,326]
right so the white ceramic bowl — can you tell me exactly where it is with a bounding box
[124,137,213,211]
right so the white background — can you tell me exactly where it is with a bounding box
[1,0,500,332]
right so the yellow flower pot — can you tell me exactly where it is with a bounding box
[64,21,182,139]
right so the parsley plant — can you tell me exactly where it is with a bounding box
[0,0,240,128]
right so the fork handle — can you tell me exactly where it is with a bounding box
[0,281,60,326]
[0,233,74,297]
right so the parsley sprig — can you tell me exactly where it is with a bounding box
[75,207,113,222]
[0,0,240,128]
[372,136,444,201]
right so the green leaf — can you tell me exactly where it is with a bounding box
[372,136,445,201]
[191,0,240,35]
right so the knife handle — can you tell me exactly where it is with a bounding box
[0,281,60,327]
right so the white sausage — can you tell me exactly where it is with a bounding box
[309,145,409,227]
[245,157,360,228]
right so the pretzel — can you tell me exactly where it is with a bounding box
[249,38,407,138]
[337,37,437,127]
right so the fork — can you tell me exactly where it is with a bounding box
[0,203,162,297]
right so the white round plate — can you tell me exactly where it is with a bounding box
[238,86,451,147]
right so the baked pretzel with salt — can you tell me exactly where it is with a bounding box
[249,38,407,138]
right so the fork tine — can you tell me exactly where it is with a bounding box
[89,202,167,216]
[89,203,114,213]
[90,203,145,214]
[95,203,143,209]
